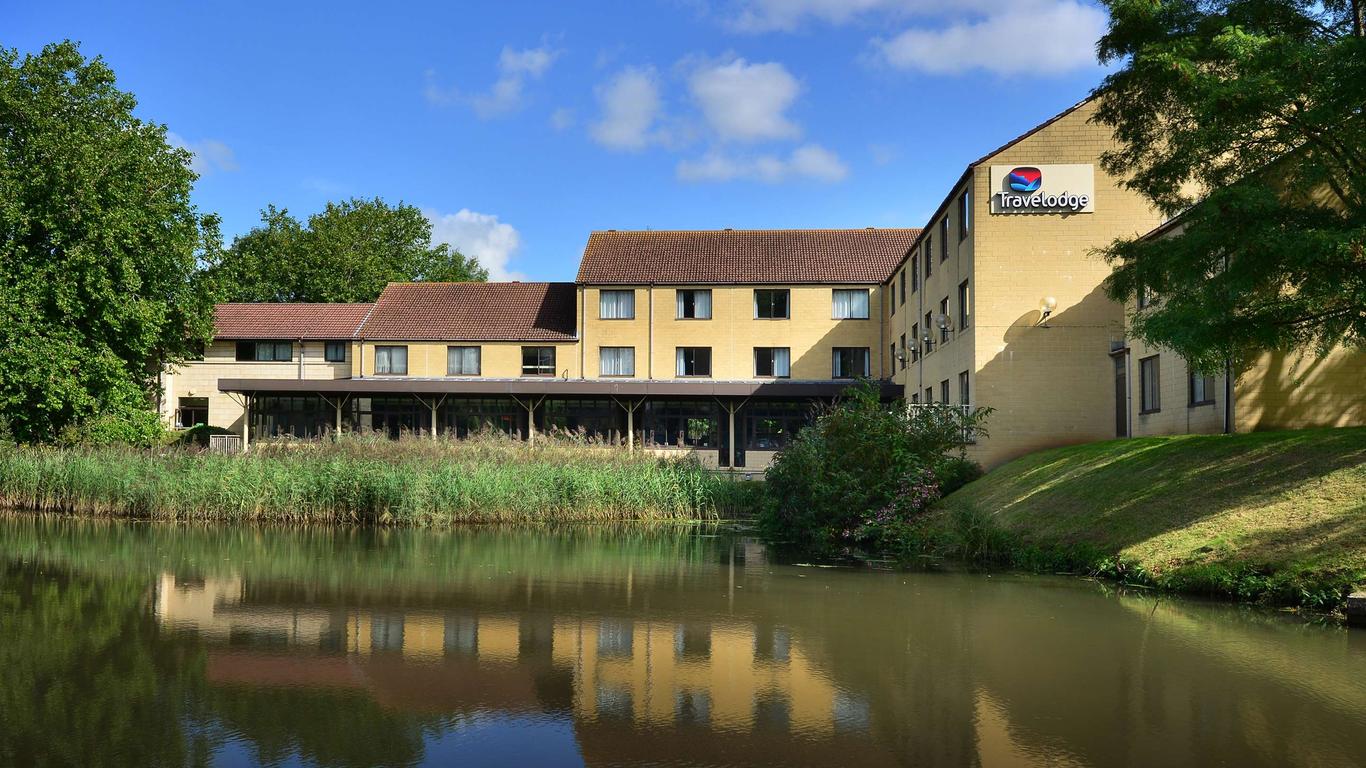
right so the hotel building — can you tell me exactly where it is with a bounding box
[162,98,1364,469]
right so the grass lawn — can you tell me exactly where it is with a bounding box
[932,427,1366,609]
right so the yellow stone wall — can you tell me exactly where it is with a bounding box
[355,340,582,379]
[579,284,888,380]
[160,340,353,433]
[892,101,1165,467]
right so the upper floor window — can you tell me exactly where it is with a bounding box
[324,341,347,363]
[832,347,870,379]
[958,190,971,241]
[925,386,934,403]
[940,379,950,403]
[754,347,790,378]
[754,289,790,319]
[522,346,556,377]
[958,280,970,330]
[448,346,480,376]
[939,218,949,261]
[236,340,292,362]
[374,345,408,375]
[600,346,635,377]
[911,255,919,292]
[923,312,934,352]
[1137,284,1153,309]
[899,270,907,304]
[599,289,635,319]
[832,289,870,319]
[676,347,712,377]
[923,238,933,278]
[910,324,920,362]
[890,281,896,314]
[959,370,971,405]
[677,289,712,319]
[939,297,950,342]
[899,333,908,370]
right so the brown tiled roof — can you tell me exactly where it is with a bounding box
[213,303,372,340]
[575,228,921,285]
[357,282,578,342]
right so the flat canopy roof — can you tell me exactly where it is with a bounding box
[217,377,899,399]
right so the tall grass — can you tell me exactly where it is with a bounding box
[0,434,761,524]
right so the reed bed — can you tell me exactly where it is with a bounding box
[0,434,760,524]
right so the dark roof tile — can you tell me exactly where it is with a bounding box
[358,282,577,342]
[213,303,372,340]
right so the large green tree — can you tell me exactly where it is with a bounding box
[209,198,488,303]
[1094,0,1365,372]
[0,42,219,444]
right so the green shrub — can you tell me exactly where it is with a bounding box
[759,381,990,555]
[57,407,164,448]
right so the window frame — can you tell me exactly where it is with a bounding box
[447,345,481,376]
[940,379,950,403]
[899,333,908,370]
[958,190,971,241]
[753,347,791,379]
[939,218,949,261]
[176,397,209,429]
[1139,355,1161,414]
[923,238,932,278]
[831,288,870,320]
[910,323,919,362]
[753,289,791,320]
[939,297,950,342]
[521,346,557,377]
[676,289,713,320]
[236,340,293,362]
[911,255,919,292]
[324,341,348,363]
[599,346,636,377]
[958,280,970,330]
[676,346,713,377]
[959,370,970,405]
[374,345,408,376]
[598,289,636,320]
[1189,370,1216,407]
[831,347,870,379]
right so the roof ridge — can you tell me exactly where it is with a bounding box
[590,227,922,235]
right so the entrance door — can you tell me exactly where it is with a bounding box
[1113,355,1128,437]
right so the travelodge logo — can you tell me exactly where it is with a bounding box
[1007,167,1042,193]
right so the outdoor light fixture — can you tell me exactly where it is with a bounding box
[1037,296,1058,327]
[936,313,954,332]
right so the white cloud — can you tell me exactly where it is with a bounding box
[723,0,1001,32]
[167,132,238,175]
[677,143,847,183]
[426,208,525,281]
[687,57,800,143]
[875,1,1106,75]
[427,44,561,118]
[550,107,576,131]
[590,66,665,151]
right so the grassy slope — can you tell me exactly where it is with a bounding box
[935,427,1366,606]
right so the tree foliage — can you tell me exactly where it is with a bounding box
[1094,0,1366,370]
[0,42,219,443]
[208,198,488,303]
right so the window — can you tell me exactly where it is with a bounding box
[925,386,934,403]
[744,401,811,451]
[911,255,919,292]
[910,324,920,362]
[324,341,347,363]
[235,340,292,362]
[899,334,907,370]
[522,346,556,376]
[832,347,870,379]
[958,190,971,241]
[832,289,870,319]
[599,289,635,319]
[176,397,208,429]
[890,342,897,373]
[899,270,906,304]
[600,346,635,377]
[1140,355,1161,413]
[939,218,949,261]
[911,392,920,404]
[676,347,712,377]
[676,289,712,319]
[1137,284,1152,309]
[643,400,719,448]
[939,297,950,342]
[924,238,933,278]
[890,281,896,314]
[447,346,480,376]
[754,289,790,319]
[958,280,970,330]
[754,347,791,378]
[959,370,970,405]
[374,345,408,375]
[1190,370,1216,406]
[924,312,934,352]
[940,379,950,403]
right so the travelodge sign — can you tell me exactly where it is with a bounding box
[989,164,1096,214]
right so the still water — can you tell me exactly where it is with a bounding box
[1,515,1364,768]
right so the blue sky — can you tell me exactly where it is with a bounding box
[9,0,1113,281]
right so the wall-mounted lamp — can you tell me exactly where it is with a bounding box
[1037,296,1057,327]
[935,313,955,333]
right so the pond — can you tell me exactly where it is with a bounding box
[1,515,1363,767]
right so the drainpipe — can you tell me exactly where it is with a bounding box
[297,338,304,379]
[1223,355,1233,434]
[647,285,655,379]
[579,286,586,379]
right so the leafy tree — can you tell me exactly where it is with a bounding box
[209,198,488,302]
[1093,0,1366,372]
[0,42,219,444]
